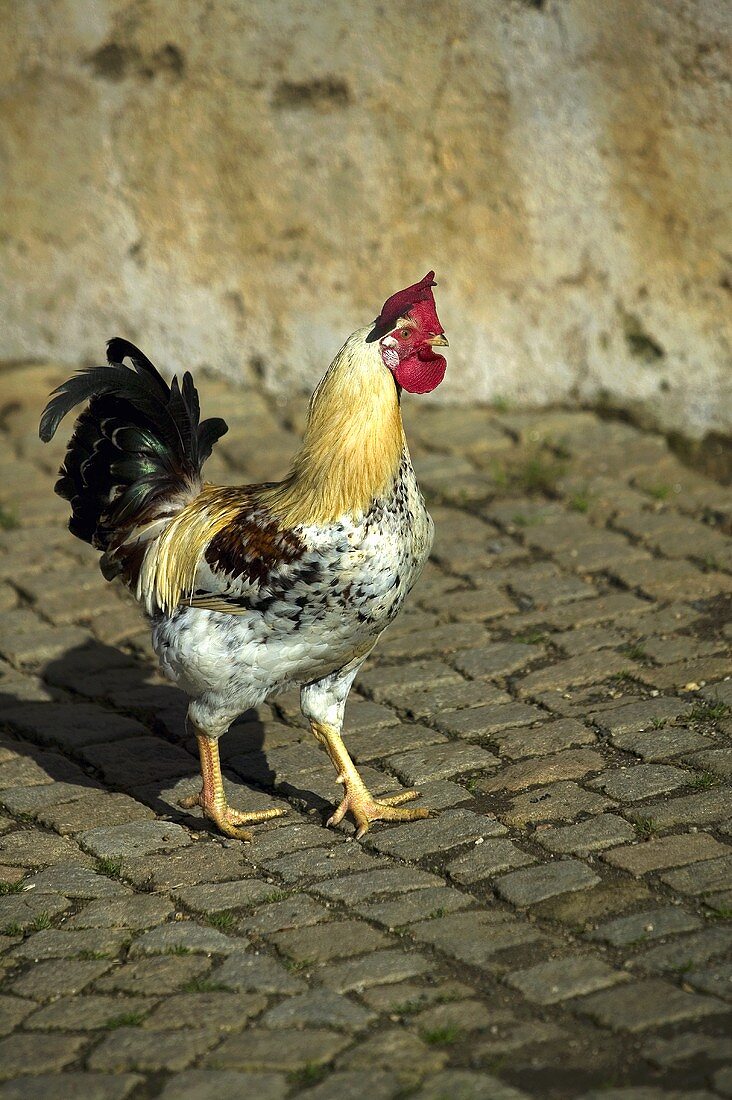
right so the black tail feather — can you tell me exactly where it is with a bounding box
[39,341,229,579]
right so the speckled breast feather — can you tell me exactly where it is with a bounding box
[152,451,433,735]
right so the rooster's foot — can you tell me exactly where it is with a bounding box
[179,791,286,841]
[327,785,433,840]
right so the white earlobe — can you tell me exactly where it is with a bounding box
[380,345,399,370]
[381,335,398,349]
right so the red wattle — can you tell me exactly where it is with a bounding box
[393,351,446,394]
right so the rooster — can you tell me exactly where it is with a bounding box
[40,272,449,840]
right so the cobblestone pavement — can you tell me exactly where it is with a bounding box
[0,362,730,1100]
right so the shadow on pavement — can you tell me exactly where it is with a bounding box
[0,639,329,835]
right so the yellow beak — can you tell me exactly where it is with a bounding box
[428,333,449,347]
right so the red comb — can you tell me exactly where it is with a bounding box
[373,271,437,331]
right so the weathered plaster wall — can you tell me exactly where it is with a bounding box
[1,0,730,437]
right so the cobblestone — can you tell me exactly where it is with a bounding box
[213,953,306,994]
[659,854,732,897]
[446,838,536,884]
[518,652,639,696]
[410,911,545,971]
[0,1033,89,1079]
[24,994,158,1031]
[65,895,173,929]
[601,832,729,875]
[318,948,432,992]
[129,920,247,956]
[687,961,732,1002]
[494,717,597,759]
[588,763,690,802]
[271,918,389,963]
[261,843,386,883]
[624,788,730,828]
[451,642,542,680]
[143,991,267,1030]
[495,859,599,907]
[685,747,732,779]
[36,793,155,835]
[500,780,613,827]
[117,842,251,890]
[471,1018,566,1059]
[642,1031,732,1069]
[588,907,703,946]
[395,679,505,718]
[480,748,604,792]
[1,368,730,1097]
[87,1028,216,1072]
[10,927,130,961]
[590,696,691,734]
[336,1027,447,1083]
[535,814,636,855]
[0,830,92,869]
[156,1070,286,1100]
[0,996,35,1036]
[94,956,213,995]
[310,865,445,903]
[0,779,101,817]
[347,722,447,762]
[260,989,374,1030]
[630,926,732,974]
[506,956,627,1004]
[79,821,191,860]
[207,1027,350,1071]
[0,890,71,932]
[355,885,472,927]
[3,703,146,752]
[385,742,499,785]
[297,1070,400,1100]
[415,1071,531,1100]
[366,808,507,859]
[238,894,330,936]
[0,1074,142,1099]
[10,959,113,1000]
[435,701,544,739]
[610,725,711,762]
[571,978,727,1031]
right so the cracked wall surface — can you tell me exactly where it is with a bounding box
[1,0,730,438]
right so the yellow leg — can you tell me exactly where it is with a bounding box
[311,720,432,839]
[180,728,286,840]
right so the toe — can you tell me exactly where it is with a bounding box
[380,789,422,807]
[377,802,433,824]
[201,803,284,841]
[178,791,203,810]
[228,806,287,826]
[221,823,255,842]
[327,798,349,828]
[210,812,254,841]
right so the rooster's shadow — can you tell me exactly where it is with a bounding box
[0,638,330,838]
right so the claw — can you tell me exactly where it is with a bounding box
[178,789,286,841]
[327,785,433,839]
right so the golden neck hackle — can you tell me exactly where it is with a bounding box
[138,330,406,614]
[261,329,405,527]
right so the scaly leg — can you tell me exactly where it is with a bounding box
[180,727,286,840]
[311,720,432,839]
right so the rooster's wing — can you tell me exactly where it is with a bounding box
[185,488,324,616]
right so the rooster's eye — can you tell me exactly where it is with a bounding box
[399,328,410,338]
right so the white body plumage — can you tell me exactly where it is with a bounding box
[152,451,433,736]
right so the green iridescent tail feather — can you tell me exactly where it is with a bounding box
[39,338,228,582]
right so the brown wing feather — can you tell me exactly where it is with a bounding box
[140,484,304,614]
[205,506,305,586]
